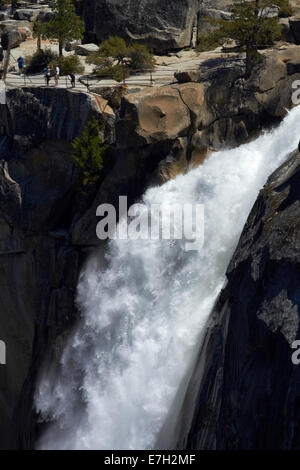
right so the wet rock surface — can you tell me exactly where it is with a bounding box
[177,149,300,450]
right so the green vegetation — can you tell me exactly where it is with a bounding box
[279,1,294,17]
[198,0,290,77]
[86,54,130,81]
[25,48,57,73]
[86,36,155,81]
[48,54,84,75]
[0,0,12,6]
[71,117,108,195]
[25,49,83,74]
[37,0,84,56]
[99,36,129,64]
[127,43,156,71]
[197,17,223,52]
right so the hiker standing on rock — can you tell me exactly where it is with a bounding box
[17,56,24,75]
[43,66,51,86]
[55,64,60,86]
[68,72,75,88]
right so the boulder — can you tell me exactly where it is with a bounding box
[75,43,99,55]
[89,84,128,110]
[65,39,81,52]
[268,44,300,75]
[14,8,40,21]
[175,47,300,149]
[83,0,201,52]
[116,86,193,148]
[91,93,115,117]
[36,8,55,22]
[175,70,204,83]
[1,29,27,50]
[0,11,8,21]
[0,19,32,33]
[0,20,33,39]
[0,87,115,156]
[222,38,240,51]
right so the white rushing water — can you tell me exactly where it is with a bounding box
[35,106,300,450]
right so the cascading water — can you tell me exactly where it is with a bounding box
[35,106,300,450]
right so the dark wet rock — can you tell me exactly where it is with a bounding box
[289,17,300,44]
[0,87,114,449]
[0,87,114,159]
[177,148,300,450]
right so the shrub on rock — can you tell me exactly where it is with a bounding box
[48,54,84,75]
[71,117,108,196]
[25,48,57,73]
[87,36,155,80]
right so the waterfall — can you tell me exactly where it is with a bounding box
[35,106,300,450]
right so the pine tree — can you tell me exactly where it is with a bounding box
[72,118,108,195]
[40,0,84,56]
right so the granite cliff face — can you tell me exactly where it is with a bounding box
[0,89,91,449]
[83,0,201,51]
[83,0,300,52]
[177,148,300,450]
[0,87,117,449]
[83,0,245,52]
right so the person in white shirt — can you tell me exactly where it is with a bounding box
[55,65,60,86]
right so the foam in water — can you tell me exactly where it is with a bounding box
[35,106,300,449]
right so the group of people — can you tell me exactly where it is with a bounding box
[43,65,60,86]
[16,57,75,88]
[43,65,76,88]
